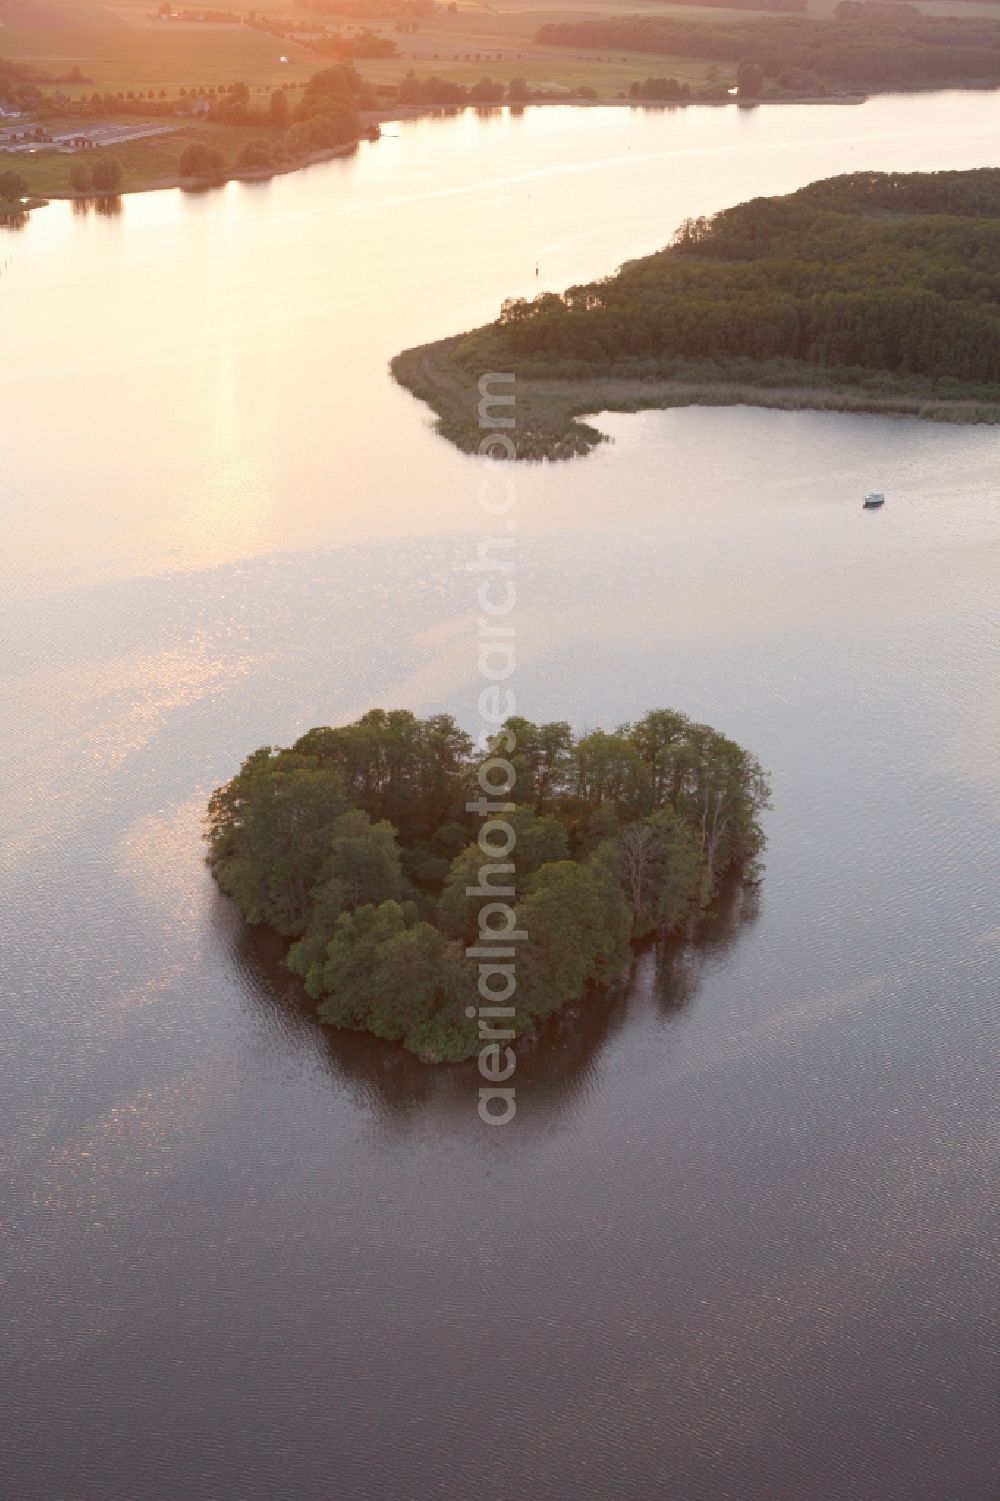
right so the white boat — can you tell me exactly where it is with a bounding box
[863,492,885,509]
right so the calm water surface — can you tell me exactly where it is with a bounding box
[2,94,999,1501]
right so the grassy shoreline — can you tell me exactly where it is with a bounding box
[3,122,361,204]
[391,336,1000,461]
[55,137,359,200]
[5,91,866,210]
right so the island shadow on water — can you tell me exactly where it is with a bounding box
[216,875,762,1128]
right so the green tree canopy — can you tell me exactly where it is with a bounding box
[90,157,122,192]
[437,807,570,944]
[179,143,226,178]
[515,860,631,1021]
[736,60,763,96]
[236,138,273,169]
[0,169,28,202]
[207,707,769,1059]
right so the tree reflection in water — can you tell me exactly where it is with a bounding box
[70,195,123,219]
[653,874,762,1016]
[219,873,761,1130]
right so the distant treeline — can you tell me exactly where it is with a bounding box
[396,71,523,103]
[294,0,433,15]
[246,12,399,58]
[481,171,1000,385]
[535,10,1000,88]
[628,76,692,99]
[207,709,769,1061]
[0,54,41,110]
[638,0,805,11]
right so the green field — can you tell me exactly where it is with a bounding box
[7,0,1000,110]
[0,22,320,91]
[2,116,335,194]
[0,1,726,98]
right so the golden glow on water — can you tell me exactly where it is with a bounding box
[3,99,1000,1501]
[175,347,279,571]
[4,1068,210,1362]
[0,642,266,868]
[6,95,1000,605]
[117,795,211,935]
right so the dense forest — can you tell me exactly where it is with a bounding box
[484,171,1000,382]
[489,170,1000,383]
[206,709,769,1061]
[392,170,1000,458]
[535,9,1000,90]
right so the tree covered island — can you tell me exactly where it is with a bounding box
[206,709,769,1062]
[392,169,1000,459]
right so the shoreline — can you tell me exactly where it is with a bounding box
[27,137,360,203]
[8,90,871,209]
[391,338,1000,461]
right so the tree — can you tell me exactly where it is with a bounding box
[618,810,703,936]
[305,104,358,148]
[572,728,646,814]
[468,75,504,103]
[283,808,405,978]
[205,750,348,934]
[236,138,274,169]
[299,62,363,108]
[515,860,630,1020]
[309,900,468,1056]
[490,717,573,810]
[0,169,28,202]
[90,157,122,192]
[292,710,471,842]
[321,810,404,912]
[437,809,569,944]
[69,163,92,193]
[507,76,529,101]
[365,923,455,1043]
[311,902,475,1060]
[586,839,634,978]
[312,901,406,1021]
[619,821,655,920]
[269,87,289,126]
[736,60,764,96]
[285,120,314,158]
[178,142,226,178]
[397,72,466,106]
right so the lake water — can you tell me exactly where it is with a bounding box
[2,93,999,1501]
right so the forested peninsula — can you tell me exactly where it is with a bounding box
[392,169,1000,459]
[206,709,769,1062]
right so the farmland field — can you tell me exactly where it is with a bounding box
[7,0,1000,131]
[0,0,726,99]
[0,19,321,90]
